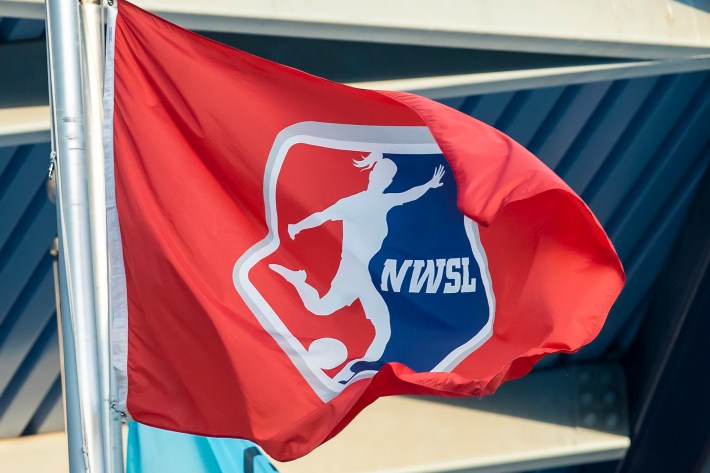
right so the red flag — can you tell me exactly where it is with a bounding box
[107,2,624,461]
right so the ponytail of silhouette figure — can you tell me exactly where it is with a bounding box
[270,152,445,383]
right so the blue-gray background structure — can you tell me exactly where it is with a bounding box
[1,9,709,473]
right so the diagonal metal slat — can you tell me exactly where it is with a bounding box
[468,91,516,125]
[0,144,52,251]
[530,81,613,170]
[578,74,677,198]
[559,76,659,193]
[0,320,60,438]
[0,260,55,399]
[609,131,710,259]
[606,80,710,240]
[496,86,566,148]
[21,376,63,436]
[492,90,532,131]
[0,189,56,328]
[0,145,17,177]
[33,386,64,435]
[574,149,710,361]
[585,72,710,223]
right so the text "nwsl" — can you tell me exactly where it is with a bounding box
[380,258,477,294]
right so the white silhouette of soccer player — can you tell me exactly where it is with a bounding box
[270,152,445,383]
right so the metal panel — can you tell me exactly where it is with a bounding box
[467,91,516,127]
[450,69,710,362]
[584,72,709,220]
[0,260,54,397]
[0,19,60,439]
[0,53,709,459]
[0,145,51,252]
[557,77,660,193]
[527,82,614,170]
[619,159,710,473]
[0,147,55,328]
[0,142,61,437]
[0,320,60,437]
[496,86,566,148]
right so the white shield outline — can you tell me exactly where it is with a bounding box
[233,122,495,402]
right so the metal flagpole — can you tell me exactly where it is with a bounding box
[79,0,124,471]
[50,237,86,473]
[46,0,108,471]
[45,10,86,472]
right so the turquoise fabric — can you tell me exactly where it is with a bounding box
[127,422,277,472]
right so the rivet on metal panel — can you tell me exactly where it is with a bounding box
[578,370,593,384]
[600,370,613,385]
[580,391,595,406]
[606,413,620,429]
[582,412,598,427]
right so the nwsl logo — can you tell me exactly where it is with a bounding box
[234,123,495,401]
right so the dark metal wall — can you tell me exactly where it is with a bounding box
[450,72,710,366]
[1,21,710,472]
[619,160,710,473]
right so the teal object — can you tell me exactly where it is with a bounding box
[127,422,278,472]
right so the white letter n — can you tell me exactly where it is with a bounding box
[381,259,412,292]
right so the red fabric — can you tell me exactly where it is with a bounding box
[113,2,624,461]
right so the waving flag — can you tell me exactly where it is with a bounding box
[106,1,624,461]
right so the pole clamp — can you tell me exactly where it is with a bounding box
[110,401,127,418]
[48,151,57,180]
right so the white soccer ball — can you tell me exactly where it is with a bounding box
[308,337,348,370]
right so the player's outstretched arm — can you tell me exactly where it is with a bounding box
[391,165,445,206]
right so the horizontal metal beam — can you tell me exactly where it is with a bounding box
[0,106,50,146]
[3,55,710,145]
[3,0,710,59]
[0,432,70,473]
[0,365,627,473]
[355,55,710,99]
[0,0,43,19]
[0,426,127,472]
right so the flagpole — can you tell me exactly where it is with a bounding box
[79,0,124,471]
[45,12,87,473]
[46,0,108,471]
[50,237,86,473]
